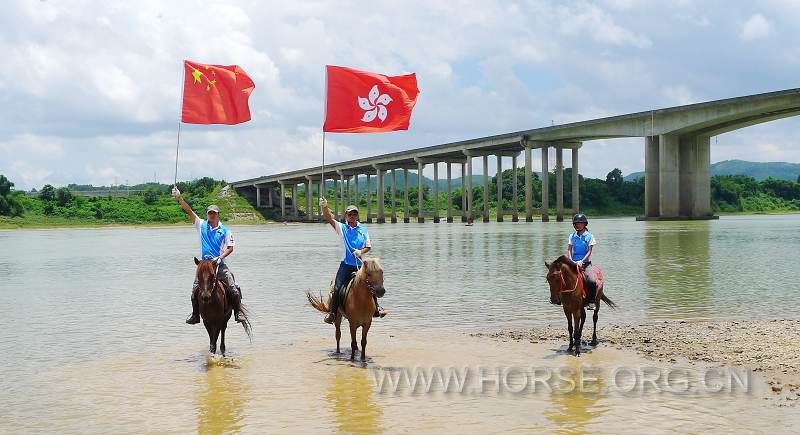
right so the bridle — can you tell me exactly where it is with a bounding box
[549,263,583,293]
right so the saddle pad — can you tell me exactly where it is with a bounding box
[586,265,604,289]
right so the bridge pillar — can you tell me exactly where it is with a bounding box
[318,181,324,219]
[375,166,385,223]
[304,178,312,222]
[644,135,660,217]
[391,169,397,223]
[556,147,564,222]
[365,174,372,223]
[512,154,519,222]
[679,137,695,217]
[338,172,345,221]
[268,186,274,208]
[433,162,440,223]
[346,177,351,206]
[403,169,410,223]
[572,145,580,215]
[255,185,261,208]
[460,163,467,222]
[417,160,425,223]
[291,184,298,218]
[525,145,533,222]
[496,155,503,222]
[482,155,489,222]
[693,136,712,217]
[659,134,680,217]
[279,182,286,220]
[540,145,550,222]
[464,152,473,222]
[447,163,453,222]
[332,179,339,219]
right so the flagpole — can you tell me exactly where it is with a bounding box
[321,65,328,199]
[174,61,186,186]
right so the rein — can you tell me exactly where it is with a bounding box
[553,264,584,294]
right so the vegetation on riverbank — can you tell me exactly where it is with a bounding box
[2,168,798,228]
[0,177,269,229]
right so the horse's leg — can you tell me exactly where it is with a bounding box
[335,317,342,354]
[205,323,216,354]
[349,322,358,361]
[213,325,222,355]
[360,321,371,362]
[220,323,227,356]
[565,310,574,352]
[575,309,586,356]
[591,290,601,346]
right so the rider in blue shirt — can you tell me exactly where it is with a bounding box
[567,213,598,310]
[173,186,245,325]
[319,197,387,324]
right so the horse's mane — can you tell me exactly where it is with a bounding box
[195,260,216,279]
[354,258,382,285]
[550,255,574,272]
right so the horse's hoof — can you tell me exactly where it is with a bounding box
[590,340,598,347]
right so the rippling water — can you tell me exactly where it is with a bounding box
[2,215,798,432]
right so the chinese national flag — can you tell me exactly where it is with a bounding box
[323,65,420,133]
[181,60,255,125]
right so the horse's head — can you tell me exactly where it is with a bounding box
[194,257,219,303]
[545,255,575,305]
[357,258,385,298]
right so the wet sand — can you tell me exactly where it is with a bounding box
[479,319,800,406]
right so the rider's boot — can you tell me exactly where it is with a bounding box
[373,295,387,318]
[324,291,339,324]
[230,285,246,323]
[186,286,200,324]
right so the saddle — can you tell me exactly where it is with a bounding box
[331,272,357,314]
[581,265,604,301]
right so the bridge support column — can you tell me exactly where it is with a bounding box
[339,172,345,221]
[659,134,680,218]
[346,177,351,206]
[268,186,274,208]
[375,166,385,223]
[391,169,397,223]
[556,147,564,222]
[572,145,580,215]
[279,182,286,220]
[644,135,660,217]
[417,160,425,223]
[541,145,549,222]
[512,154,519,222]
[365,174,372,223]
[353,175,359,211]
[304,178,312,222]
[482,155,489,222]
[693,136,712,217]
[318,181,323,219]
[255,186,261,208]
[292,184,298,218]
[465,153,473,222]
[496,155,503,222]
[461,163,467,222]
[403,169,410,223]
[447,163,453,223]
[433,162,440,223]
[525,145,533,222]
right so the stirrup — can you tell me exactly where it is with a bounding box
[186,313,200,324]
[324,313,335,324]
[374,307,387,318]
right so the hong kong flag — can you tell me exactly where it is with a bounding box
[323,65,420,133]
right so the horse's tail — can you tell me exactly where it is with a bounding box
[601,294,618,309]
[238,303,253,342]
[306,291,330,313]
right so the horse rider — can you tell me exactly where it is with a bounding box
[172,186,245,324]
[567,213,598,310]
[319,197,387,324]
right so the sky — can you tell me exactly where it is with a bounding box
[1,0,799,190]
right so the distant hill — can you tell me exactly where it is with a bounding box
[624,160,800,181]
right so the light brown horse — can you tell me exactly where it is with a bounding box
[307,258,386,361]
[545,255,616,356]
[194,258,252,355]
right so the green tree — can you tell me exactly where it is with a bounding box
[40,184,56,202]
[143,188,159,205]
[0,175,24,216]
[55,187,74,207]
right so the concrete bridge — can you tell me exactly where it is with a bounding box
[232,88,800,222]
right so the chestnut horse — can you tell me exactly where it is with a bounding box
[545,255,616,356]
[194,258,252,355]
[307,258,386,361]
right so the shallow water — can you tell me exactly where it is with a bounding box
[1,215,798,432]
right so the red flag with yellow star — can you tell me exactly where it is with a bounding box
[181,60,255,125]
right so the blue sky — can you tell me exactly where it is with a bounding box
[1,0,799,190]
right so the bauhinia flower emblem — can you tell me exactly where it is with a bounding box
[358,85,392,123]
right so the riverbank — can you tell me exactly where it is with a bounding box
[479,319,800,406]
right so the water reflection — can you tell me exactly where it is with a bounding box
[544,358,608,433]
[195,361,249,434]
[324,365,383,434]
[643,222,712,319]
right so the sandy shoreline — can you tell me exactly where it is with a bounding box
[477,319,800,406]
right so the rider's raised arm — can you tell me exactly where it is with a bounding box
[173,186,199,224]
[320,197,337,229]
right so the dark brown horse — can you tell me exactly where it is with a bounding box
[545,255,616,356]
[307,258,386,361]
[194,258,252,355]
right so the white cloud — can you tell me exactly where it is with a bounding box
[740,13,772,41]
